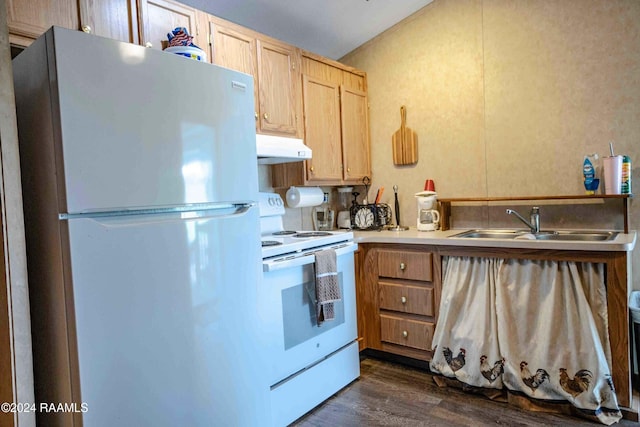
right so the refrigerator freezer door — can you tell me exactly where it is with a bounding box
[66,207,269,426]
[51,28,258,213]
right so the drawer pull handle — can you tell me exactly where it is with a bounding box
[401,296,407,304]
[400,262,406,271]
[402,330,408,338]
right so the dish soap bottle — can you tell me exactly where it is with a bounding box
[583,153,600,195]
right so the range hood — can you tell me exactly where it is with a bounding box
[256,134,312,164]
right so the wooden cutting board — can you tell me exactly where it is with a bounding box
[392,106,418,165]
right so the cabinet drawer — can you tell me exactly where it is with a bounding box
[379,282,434,316]
[377,250,432,281]
[380,314,434,351]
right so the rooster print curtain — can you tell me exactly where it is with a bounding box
[430,257,621,425]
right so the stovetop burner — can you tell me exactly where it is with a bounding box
[259,192,353,259]
[294,232,332,238]
[272,230,297,236]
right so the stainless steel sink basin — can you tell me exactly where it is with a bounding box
[450,229,618,242]
[533,231,618,241]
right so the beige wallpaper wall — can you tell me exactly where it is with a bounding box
[340,0,639,287]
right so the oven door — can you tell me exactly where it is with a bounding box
[260,243,358,386]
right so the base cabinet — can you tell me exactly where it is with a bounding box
[356,243,634,416]
[359,244,441,361]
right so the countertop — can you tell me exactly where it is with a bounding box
[354,228,637,252]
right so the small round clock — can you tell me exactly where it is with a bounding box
[354,207,374,229]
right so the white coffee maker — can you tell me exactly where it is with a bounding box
[415,191,440,231]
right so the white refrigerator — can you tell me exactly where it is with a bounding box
[13,27,270,426]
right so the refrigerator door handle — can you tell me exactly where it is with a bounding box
[60,202,256,225]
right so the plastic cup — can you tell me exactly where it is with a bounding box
[603,155,622,194]
[424,179,435,191]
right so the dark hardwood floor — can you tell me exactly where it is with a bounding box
[292,356,638,426]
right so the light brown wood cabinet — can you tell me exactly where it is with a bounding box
[359,244,441,361]
[340,85,371,181]
[203,15,302,138]
[139,0,205,50]
[6,0,366,185]
[80,0,139,44]
[301,75,342,181]
[7,0,140,47]
[256,38,301,137]
[6,0,79,47]
[6,0,203,50]
[272,53,371,187]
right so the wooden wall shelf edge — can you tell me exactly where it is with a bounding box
[438,194,633,233]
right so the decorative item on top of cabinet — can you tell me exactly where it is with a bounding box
[359,245,441,362]
[271,52,371,187]
[139,0,205,50]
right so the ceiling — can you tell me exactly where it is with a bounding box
[181,0,434,60]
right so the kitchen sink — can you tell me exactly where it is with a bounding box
[450,229,618,242]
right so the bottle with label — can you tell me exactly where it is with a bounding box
[621,155,631,194]
[583,153,600,195]
[313,192,334,231]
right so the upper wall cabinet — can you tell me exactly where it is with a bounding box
[256,39,301,137]
[139,0,206,50]
[6,0,141,47]
[301,75,343,182]
[6,0,79,47]
[7,0,364,187]
[205,18,258,119]
[340,85,371,182]
[204,15,302,138]
[272,53,371,187]
[79,0,139,44]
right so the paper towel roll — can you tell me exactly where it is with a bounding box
[286,186,324,208]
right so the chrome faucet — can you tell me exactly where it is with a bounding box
[506,207,540,234]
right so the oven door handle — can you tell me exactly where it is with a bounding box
[263,242,358,272]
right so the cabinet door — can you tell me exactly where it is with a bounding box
[6,0,79,46]
[79,0,140,44]
[210,21,258,115]
[302,75,342,182]
[139,0,203,50]
[341,86,371,182]
[257,39,301,137]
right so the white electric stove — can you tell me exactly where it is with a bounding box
[258,192,360,426]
